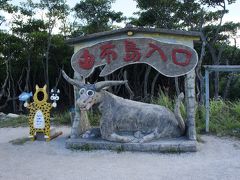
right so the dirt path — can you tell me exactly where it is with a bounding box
[0,127,240,180]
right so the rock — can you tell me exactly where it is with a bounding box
[0,112,7,120]
[6,113,20,119]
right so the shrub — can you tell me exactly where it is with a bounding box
[198,99,240,138]
[152,90,186,119]
[52,111,71,125]
[88,110,101,126]
[153,91,240,138]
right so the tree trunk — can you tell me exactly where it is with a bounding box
[143,66,151,100]
[9,61,16,113]
[213,72,219,99]
[223,73,234,100]
[25,53,31,92]
[124,70,134,99]
[45,33,51,92]
[196,36,206,105]
[150,72,160,100]
[174,77,180,96]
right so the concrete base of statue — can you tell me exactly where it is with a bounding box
[66,137,197,153]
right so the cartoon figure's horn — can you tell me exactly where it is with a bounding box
[61,70,84,87]
[95,80,127,91]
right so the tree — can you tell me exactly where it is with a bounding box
[0,0,74,112]
[131,0,240,102]
[200,0,240,99]
[38,0,70,91]
[0,31,25,111]
[73,0,124,34]
[132,0,181,29]
[0,0,17,26]
[11,0,47,93]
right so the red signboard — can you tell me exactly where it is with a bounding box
[71,38,198,78]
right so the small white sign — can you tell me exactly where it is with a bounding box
[33,110,45,129]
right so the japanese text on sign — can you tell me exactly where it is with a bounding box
[71,38,198,78]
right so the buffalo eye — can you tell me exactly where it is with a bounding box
[87,90,94,96]
[79,88,86,95]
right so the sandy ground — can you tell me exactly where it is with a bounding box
[0,127,240,180]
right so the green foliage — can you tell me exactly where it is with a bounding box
[52,111,71,126]
[195,105,206,134]
[9,137,31,145]
[80,144,94,151]
[153,91,240,138]
[133,0,181,29]
[39,0,70,21]
[0,111,72,128]
[196,100,240,138]
[152,90,186,119]
[152,90,174,111]
[73,0,125,34]
[208,100,240,137]
[200,0,236,7]
[88,110,101,126]
[115,145,124,153]
[70,144,94,151]
[0,116,28,128]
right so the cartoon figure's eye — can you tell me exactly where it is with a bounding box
[79,88,86,95]
[87,90,94,96]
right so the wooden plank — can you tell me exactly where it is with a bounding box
[204,65,240,72]
[205,70,210,133]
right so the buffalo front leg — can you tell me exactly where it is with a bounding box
[140,128,159,143]
[100,118,133,143]
[108,133,133,143]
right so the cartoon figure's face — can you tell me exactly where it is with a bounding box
[50,88,60,101]
[33,85,48,104]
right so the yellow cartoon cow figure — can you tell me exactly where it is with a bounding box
[24,85,57,141]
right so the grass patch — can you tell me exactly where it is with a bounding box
[152,90,187,120]
[69,144,94,151]
[153,91,240,138]
[88,110,101,126]
[207,100,240,138]
[9,137,31,145]
[115,145,125,153]
[52,111,71,126]
[152,90,174,111]
[0,111,72,128]
[0,116,28,128]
